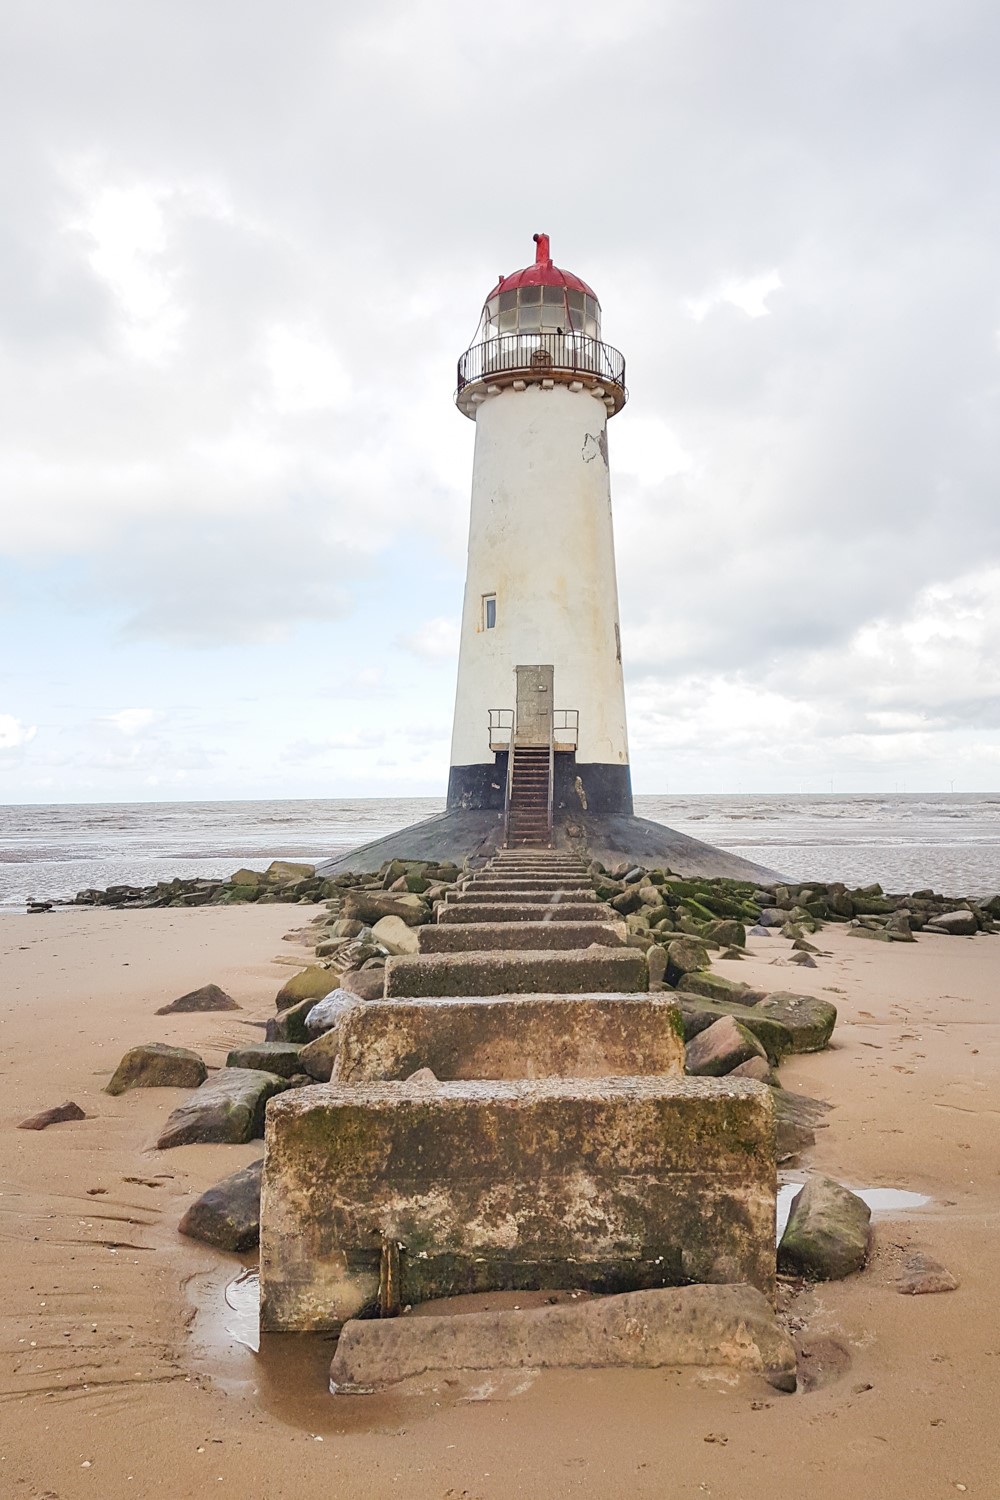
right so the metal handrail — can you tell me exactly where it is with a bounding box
[458,333,626,397]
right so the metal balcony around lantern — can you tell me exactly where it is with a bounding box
[457,333,627,417]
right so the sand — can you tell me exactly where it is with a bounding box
[2,905,998,1499]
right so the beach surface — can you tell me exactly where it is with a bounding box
[2,905,998,1498]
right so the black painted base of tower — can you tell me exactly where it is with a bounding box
[447,754,633,817]
[315,804,784,882]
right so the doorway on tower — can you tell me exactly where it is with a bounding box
[504,665,555,847]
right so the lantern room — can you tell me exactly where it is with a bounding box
[481,233,602,340]
[456,232,627,418]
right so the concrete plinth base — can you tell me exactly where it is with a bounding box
[315,809,783,882]
[259,1076,776,1332]
[330,994,685,1083]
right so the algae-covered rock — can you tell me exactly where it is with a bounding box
[704,919,746,948]
[178,1158,263,1251]
[676,997,792,1064]
[755,992,837,1052]
[685,1015,767,1077]
[229,868,263,887]
[678,971,764,1006]
[156,1069,291,1149]
[274,965,335,1012]
[778,1175,871,1279]
[106,1043,207,1095]
[226,1042,302,1078]
[665,937,710,987]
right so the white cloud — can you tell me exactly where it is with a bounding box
[0,715,37,750]
[104,708,161,735]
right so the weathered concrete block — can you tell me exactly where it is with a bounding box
[417,921,626,953]
[331,995,685,1083]
[384,948,648,998]
[438,901,610,924]
[259,1076,776,1331]
[330,1284,797,1393]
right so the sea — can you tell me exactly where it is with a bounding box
[1,793,999,908]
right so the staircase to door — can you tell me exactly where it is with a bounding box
[505,744,553,847]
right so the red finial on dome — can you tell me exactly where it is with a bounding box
[485,232,598,304]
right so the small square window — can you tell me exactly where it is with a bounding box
[483,594,497,630]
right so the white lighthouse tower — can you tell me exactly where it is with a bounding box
[448,232,633,844]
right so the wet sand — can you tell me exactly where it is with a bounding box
[2,906,998,1498]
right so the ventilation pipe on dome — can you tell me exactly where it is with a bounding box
[532,231,551,265]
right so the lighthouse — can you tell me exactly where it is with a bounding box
[448,233,633,845]
[318,235,781,879]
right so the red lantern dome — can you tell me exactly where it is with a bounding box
[479,233,602,342]
[484,233,598,304]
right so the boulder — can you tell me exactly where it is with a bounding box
[778,1175,871,1279]
[178,1158,263,1252]
[676,997,792,1064]
[155,1069,291,1149]
[304,989,362,1036]
[156,983,239,1015]
[341,967,386,1001]
[929,909,978,936]
[896,1252,959,1295]
[264,860,315,884]
[704,919,746,948]
[228,868,262,887]
[849,925,890,942]
[772,1089,832,1162]
[646,944,668,987]
[225,1043,302,1078]
[327,918,365,939]
[18,1100,86,1130]
[105,1043,207,1096]
[274,966,335,1012]
[665,937,710,987]
[341,890,430,927]
[678,971,764,1006]
[371,915,421,956]
[329,1285,797,1394]
[297,1030,342,1082]
[755,992,837,1052]
[265,996,320,1044]
[728,1056,772,1083]
[685,1016,767,1077]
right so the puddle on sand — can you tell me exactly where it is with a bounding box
[777,1181,930,1240]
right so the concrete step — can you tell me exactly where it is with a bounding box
[418,921,627,953]
[447,888,596,906]
[331,994,685,1082]
[467,876,592,890]
[384,947,649,998]
[438,901,611,924]
[260,1074,776,1331]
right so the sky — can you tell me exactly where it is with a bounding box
[2,0,1000,803]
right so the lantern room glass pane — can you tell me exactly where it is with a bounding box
[542,285,564,304]
[498,309,517,333]
[518,304,542,330]
[499,291,517,313]
[567,290,585,314]
[518,285,541,304]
